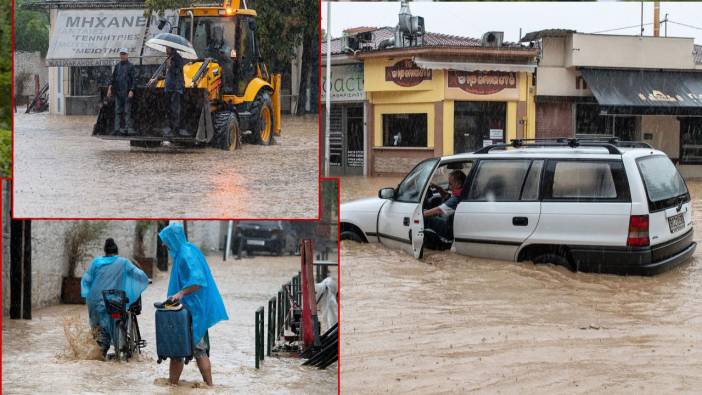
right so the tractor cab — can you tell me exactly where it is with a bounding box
[177,5,260,96]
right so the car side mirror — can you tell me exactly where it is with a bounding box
[378,188,395,200]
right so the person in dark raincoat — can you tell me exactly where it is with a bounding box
[80,238,149,357]
[164,47,187,137]
[107,48,136,135]
[159,223,228,386]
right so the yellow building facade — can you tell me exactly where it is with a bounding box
[362,57,536,176]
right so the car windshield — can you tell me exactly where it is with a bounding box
[395,158,439,203]
[637,155,688,204]
[178,16,237,59]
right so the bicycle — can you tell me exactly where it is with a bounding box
[102,289,146,361]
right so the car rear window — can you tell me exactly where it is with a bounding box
[543,160,629,202]
[636,155,689,210]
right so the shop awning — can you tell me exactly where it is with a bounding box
[579,68,702,115]
[413,58,536,73]
[46,9,176,67]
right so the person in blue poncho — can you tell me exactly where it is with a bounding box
[81,238,149,357]
[159,223,228,386]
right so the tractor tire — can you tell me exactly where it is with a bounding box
[129,140,161,148]
[213,111,241,151]
[249,91,274,145]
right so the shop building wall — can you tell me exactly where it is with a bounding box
[2,181,10,316]
[640,116,680,159]
[536,101,574,138]
[14,51,48,103]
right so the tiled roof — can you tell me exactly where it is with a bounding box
[323,26,522,55]
[694,45,702,65]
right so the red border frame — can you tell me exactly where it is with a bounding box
[3,0,342,392]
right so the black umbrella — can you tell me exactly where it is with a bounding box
[146,33,198,60]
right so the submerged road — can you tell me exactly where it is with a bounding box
[14,113,319,218]
[340,178,702,393]
[2,254,337,394]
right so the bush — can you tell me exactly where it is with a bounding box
[0,129,9,177]
[65,221,109,278]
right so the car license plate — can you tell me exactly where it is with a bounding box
[247,239,265,246]
[668,213,685,234]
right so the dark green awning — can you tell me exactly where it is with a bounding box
[579,68,702,116]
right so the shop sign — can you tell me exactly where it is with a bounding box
[448,70,517,95]
[637,90,702,105]
[322,64,365,102]
[385,59,432,87]
[47,9,176,66]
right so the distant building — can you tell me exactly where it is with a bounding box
[522,29,702,178]
[323,2,538,176]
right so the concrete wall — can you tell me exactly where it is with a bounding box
[29,221,140,310]
[567,34,696,70]
[187,221,226,253]
[13,51,48,102]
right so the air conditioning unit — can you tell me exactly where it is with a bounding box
[481,31,504,48]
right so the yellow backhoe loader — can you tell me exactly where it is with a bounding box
[93,0,282,150]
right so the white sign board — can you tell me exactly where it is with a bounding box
[321,64,365,102]
[47,9,177,66]
[489,129,503,140]
[483,139,493,147]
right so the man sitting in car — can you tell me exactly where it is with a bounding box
[423,170,466,246]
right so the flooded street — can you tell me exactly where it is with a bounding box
[2,255,336,394]
[13,113,318,218]
[340,177,702,393]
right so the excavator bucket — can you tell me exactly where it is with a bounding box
[93,87,213,143]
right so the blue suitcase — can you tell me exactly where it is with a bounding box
[154,303,194,364]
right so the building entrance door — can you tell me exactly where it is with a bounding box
[454,101,506,154]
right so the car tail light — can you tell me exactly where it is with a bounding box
[627,215,649,247]
[111,313,121,319]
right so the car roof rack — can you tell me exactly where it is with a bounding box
[473,137,651,155]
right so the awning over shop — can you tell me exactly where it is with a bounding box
[46,9,176,67]
[579,68,702,115]
[413,58,536,73]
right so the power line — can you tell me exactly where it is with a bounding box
[591,22,654,35]
[667,20,702,32]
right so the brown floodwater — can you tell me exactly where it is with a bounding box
[340,178,702,393]
[14,113,319,218]
[2,255,336,394]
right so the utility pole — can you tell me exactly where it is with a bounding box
[640,0,644,37]
[653,1,660,37]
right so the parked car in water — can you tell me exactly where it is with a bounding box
[230,221,297,257]
[340,138,696,275]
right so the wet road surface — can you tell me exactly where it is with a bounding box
[14,113,319,218]
[340,177,702,393]
[2,255,336,394]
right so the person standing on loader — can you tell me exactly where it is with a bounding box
[159,223,228,386]
[106,48,136,135]
[164,47,187,137]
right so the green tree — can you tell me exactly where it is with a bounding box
[14,0,50,56]
[144,0,319,114]
[1,0,11,176]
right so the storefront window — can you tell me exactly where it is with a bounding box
[382,113,427,147]
[454,101,506,154]
[70,66,112,96]
[680,118,702,164]
[575,103,636,140]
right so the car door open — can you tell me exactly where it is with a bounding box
[377,158,438,256]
